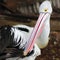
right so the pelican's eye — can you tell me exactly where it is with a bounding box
[44,8,48,12]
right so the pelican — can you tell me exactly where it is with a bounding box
[0,1,52,60]
[13,0,52,51]
[10,1,52,60]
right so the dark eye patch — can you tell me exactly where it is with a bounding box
[17,27,29,32]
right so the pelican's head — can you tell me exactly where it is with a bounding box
[38,1,52,23]
[39,1,52,14]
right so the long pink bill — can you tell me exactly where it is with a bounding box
[24,13,49,55]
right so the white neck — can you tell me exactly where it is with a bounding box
[36,15,50,49]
